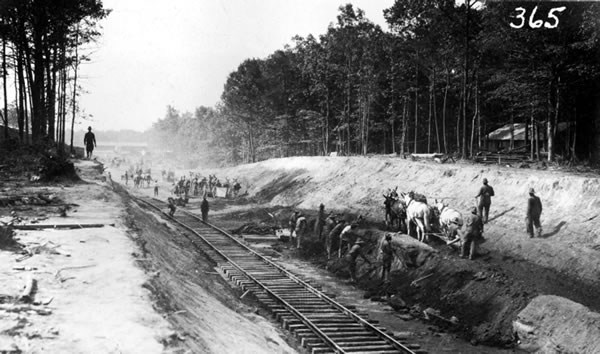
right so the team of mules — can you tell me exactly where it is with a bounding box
[383,189,463,244]
[383,187,407,232]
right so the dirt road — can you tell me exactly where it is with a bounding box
[0,160,296,354]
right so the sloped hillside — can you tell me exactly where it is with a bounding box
[213,156,600,287]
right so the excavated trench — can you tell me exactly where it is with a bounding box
[189,197,532,352]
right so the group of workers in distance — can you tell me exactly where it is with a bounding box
[288,178,543,282]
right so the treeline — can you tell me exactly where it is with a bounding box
[151,1,600,165]
[0,0,109,152]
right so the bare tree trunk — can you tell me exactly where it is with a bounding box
[469,75,478,158]
[462,0,470,158]
[62,63,68,148]
[324,87,330,155]
[509,109,514,151]
[46,46,56,143]
[432,67,440,153]
[400,95,407,156]
[390,56,396,155]
[442,65,449,154]
[24,81,30,145]
[571,114,577,162]
[548,77,559,162]
[391,114,396,154]
[546,83,554,161]
[365,94,370,155]
[535,117,540,160]
[16,49,25,142]
[414,51,419,153]
[70,26,80,153]
[529,103,534,160]
[427,73,432,153]
[2,31,8,140]
[13,51,21,141]
[56,64,62,147]
[456,95,461,152]
[346,64,351,156]
[248,120,256,163]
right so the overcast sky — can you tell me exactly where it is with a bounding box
[77,0,393,132]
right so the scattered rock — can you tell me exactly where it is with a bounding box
[0,224,14,245]
[0,336,19,353]
[423,307,441,320]
[393,331,415,340]
[387,294,407,310]
[396,313,414,321]
[473,271,487,281]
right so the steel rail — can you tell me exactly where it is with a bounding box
[171,205,417,354]
[133,196,346,353]
[133,194,418,354]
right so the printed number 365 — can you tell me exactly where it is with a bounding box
[510,6,566,29]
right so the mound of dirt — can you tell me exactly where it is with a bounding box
[38,153,79,182]
[231,222,277,235]
[515,295,600,353]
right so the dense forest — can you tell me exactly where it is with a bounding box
[0,0,109,152]
[150,1,600,166]
[0,1,598,166]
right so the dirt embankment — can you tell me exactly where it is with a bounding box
[206,156,600,347]
[215,156,600,287]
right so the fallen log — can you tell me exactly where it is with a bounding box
[410,153,444,158]
[410,273,433,287]
[13,223,114,230]
[0,304,51,315]
[19,274,36,303]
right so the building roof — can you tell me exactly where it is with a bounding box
[487,122,571,141]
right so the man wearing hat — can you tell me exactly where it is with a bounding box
[200,196,210,222]
[526,188,543,238]
[475,178,495,223]
[295,213,307,248]
[326,219,345,260]
[83,126,97,159]
[339,222,358,258]
[314,203,326,241]
[347,238,371,282]
[460,207,484,260]
[289,211,299,237]
[380,234,395,281]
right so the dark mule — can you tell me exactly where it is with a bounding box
[383,193,407,233]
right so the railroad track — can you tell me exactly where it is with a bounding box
[132,194,426,354]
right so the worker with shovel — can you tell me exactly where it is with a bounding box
[167,197,177,217]
[459,207,484,260]
[347,239,371,283]
[380,233,395,281]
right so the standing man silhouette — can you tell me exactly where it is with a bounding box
[200,197,210,222]
[475,178,495,224]
[84,126,97,159]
